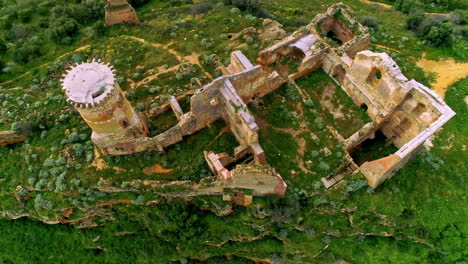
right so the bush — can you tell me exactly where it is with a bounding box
[149,86,162,94]
[10,122,33,136]
[359,16,379,30]
[129,0,151,7]
[0,38,6,54]
[304,99,315,108]
[93,21,106,38]
[204,55,215,65]
[423,21,455,47]
[450,10,468,25]
[48,17,79,43]
[18,8,33,22]
[191,3,213,15]
[72,143,85,158]
[200,38,214,49]
[395,0,424,14]
[406,8,425,30]
[230,7,241,15]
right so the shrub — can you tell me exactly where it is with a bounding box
[71,178,81,187]
[191,3,213,15]
[423,21,455,47]
[245,36,254,44]
[127,91,137,100]
[204,55,215,65]
[0,38,7,54]
[395,0,424,14]
[200,38,214,49]
[48,17,79,43]
[93,21,106,37]
[406,8,425,30]
[129,0,151,7]
[149,86,162,94]
[359,16,379,30]
[67,132,81,143]
[35,179,48,189]
[133,72,141,79]
[304,99,315,108]
[135,103,145,111]
[27,177,36,186]
[318,161,330,171]
[175,72,184,80]
[230,7,241,15]
[72,143,85,157]
[10,122,33,136]
[219,33,228,40]
[450,9,468,25]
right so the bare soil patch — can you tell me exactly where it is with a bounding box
[417,53,468,98]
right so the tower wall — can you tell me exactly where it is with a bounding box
[62,61,148,155]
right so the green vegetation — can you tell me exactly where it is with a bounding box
[0,0,466,263]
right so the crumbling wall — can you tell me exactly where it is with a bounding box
[105,0,140,26]
[328,51,455,188]
[258,3,369,68]
[205,151,287,205]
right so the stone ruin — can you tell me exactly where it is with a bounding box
[61,59,149,155]
[62,3,455,205]
[104,0,140,26]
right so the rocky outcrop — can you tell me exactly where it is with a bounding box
[0,131,26,146]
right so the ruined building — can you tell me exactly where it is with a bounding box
[104,0,140,26]
[61,60,148,155]
[257,3,455,188]
[63,3,454,204]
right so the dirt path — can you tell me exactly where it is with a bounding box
[360,0,393,9]
[371,44,401,54]
[127,35,213,79]
[416,53,468,98]
[0,45,90,87]
[143,164,174,175]
[360,0,450,15]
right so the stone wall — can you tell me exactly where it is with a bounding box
[323,50,455,188]
[105,0,140,26]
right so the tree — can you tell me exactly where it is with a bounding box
[129,0,151,7]
[48,17,79,43]
[93,21,106,38]
[406,8,425,30]
[359,16,379,31]
[395,0,424,14]
[423,21,455,47]
[0,38,6,54]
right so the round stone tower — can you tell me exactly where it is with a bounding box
[62,59,148,155]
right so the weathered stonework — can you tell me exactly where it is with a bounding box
[64,2,455,204]
[256,3,454,189]
[105,0,140,26]
[62,60,148,155]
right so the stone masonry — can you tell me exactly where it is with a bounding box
[105,0,140,26]
[63,3,455,204]
[61,59,148,155]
